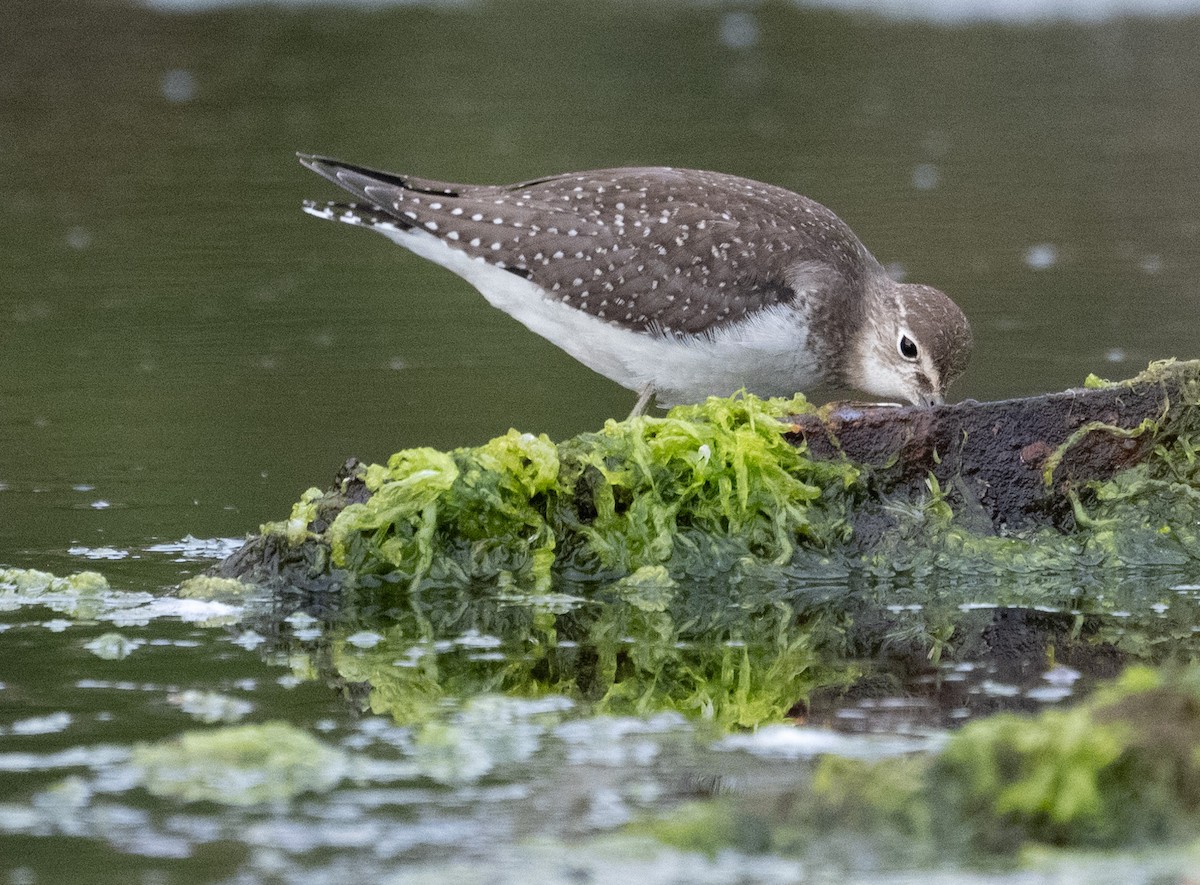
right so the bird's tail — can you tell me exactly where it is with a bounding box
[297,153,463,204]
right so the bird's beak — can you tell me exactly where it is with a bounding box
[920,383,945,407]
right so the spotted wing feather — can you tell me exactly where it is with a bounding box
[299,155,873,339]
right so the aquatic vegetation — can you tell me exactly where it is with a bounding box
[0,566,239,625]
[0,567,109,601]
[83,632,142,660]
[312,394,857,592]
[177,574,259,600]
[130,721,348,805]
[937,664,1200,848]
[643,663,1200,861]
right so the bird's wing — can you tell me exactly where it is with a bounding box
[299,156,868,338]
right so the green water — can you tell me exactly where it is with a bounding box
[4,0,1200,881]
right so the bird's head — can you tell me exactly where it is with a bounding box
[848,281,972,407]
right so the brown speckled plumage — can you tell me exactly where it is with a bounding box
[299,154,972,410]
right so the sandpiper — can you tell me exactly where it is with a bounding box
[299,154,971,414]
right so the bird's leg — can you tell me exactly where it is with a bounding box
[627,383,656,419]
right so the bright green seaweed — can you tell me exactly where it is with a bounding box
[271,393,859,591]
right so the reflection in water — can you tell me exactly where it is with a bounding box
[234,552,1200,736]
[4,547,1200,880]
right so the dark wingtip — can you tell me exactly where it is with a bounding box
[295,152,353,192]
[295,152,421,194]
[296,151,337,166]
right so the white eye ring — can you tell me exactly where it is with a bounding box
[898,334,919,361]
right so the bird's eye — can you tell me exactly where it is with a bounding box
[898,334,919,361]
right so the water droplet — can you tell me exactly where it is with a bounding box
[719,11,760,49]
[161,68,197,103]
[66,227,92,250]
[911,163,940,190]
[1024,243,1058,270]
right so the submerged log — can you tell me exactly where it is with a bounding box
[787,360,1198,536]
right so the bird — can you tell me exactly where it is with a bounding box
[298,153,971,415]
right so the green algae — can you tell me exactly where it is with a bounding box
[0,566,249,631]
[281,393,857,591]
[0,567,109,598]
[130,721,347,805]
[936,664,1200,849]
[641,663,1200,863]
[83,632,142,660]
[252,396,874,725]
[177,574,258,600]
[262,486,326,546]
[0,566,151,623]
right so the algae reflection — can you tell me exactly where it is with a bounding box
[230,557,1200,732]
[244,566,854,730]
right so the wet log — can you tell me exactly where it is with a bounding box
[786,359,1198,536]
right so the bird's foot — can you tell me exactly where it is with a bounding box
[627,383,656,419]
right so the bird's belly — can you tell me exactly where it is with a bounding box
[375,226,823,403]
[647,325,824,405]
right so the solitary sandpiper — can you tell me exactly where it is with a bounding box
[299,154,972,414]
